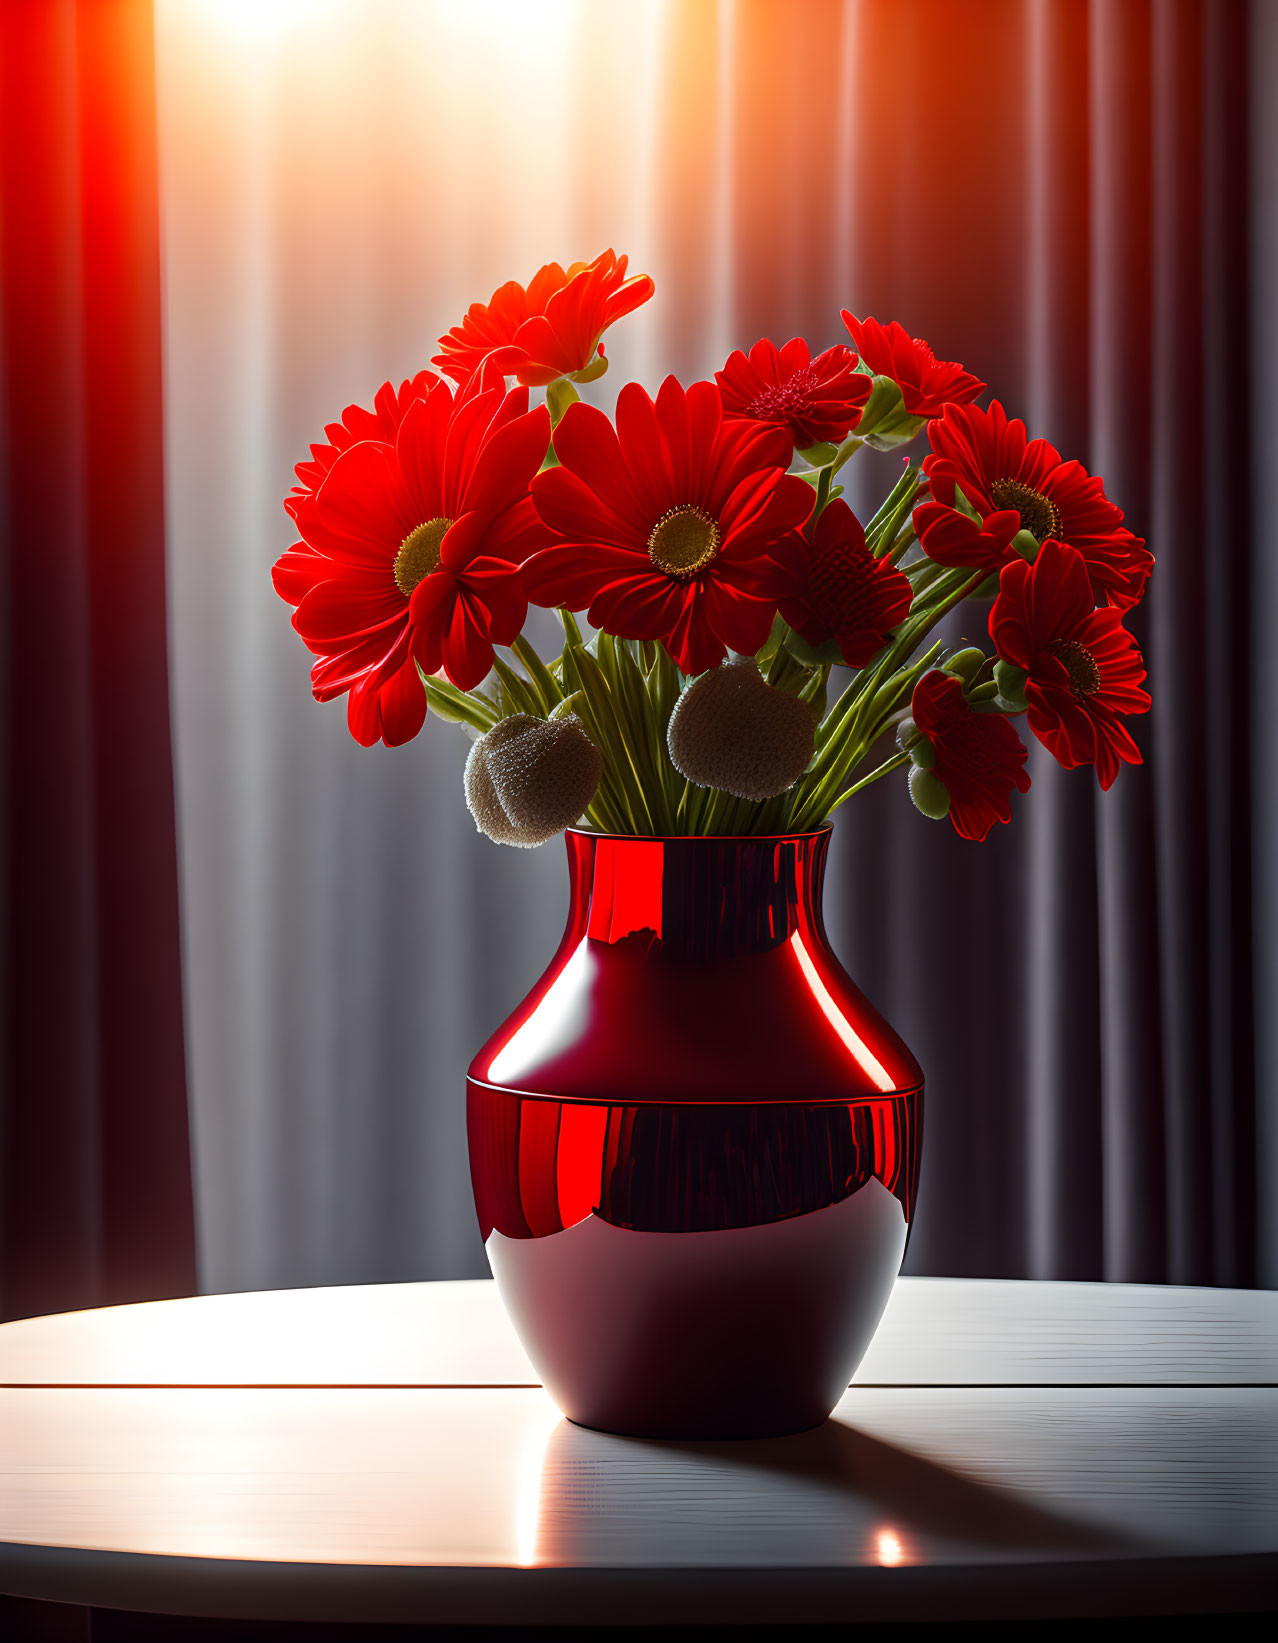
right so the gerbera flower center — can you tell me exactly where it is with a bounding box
[648,505,722,579]
[1048,637,1101,696]
[989,477,1061,543]
[394,517,453,597]
[748,365,818,424]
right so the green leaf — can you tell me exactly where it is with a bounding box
[416,665,500,733]
[549,691,586,721]
[490,654,542,718]
[755,611,789,667]
[784,627,843,667]
[796,441,838,467]
[510,634,562,714]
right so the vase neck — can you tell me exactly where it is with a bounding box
[563,831,831,959]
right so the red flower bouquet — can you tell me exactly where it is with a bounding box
[274,249,1152,843]
[272,251,1157,1446]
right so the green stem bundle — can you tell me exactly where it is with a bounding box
[426,448,1015,836]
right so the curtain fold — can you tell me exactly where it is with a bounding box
[155,0,1266,1294]
[0,0,195,1320]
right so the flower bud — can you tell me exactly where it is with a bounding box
[668,657,814,801]
[993,659,1030,713]
[856,376,927,452]
[908,735,936,770]
[908,765,951,819]
[464,713,602,848]
[896,715,918,751]
[1012,529,1040,563]
[944,647,985,682]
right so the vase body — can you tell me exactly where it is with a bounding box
[467,828,923,1439]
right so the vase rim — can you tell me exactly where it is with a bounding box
[566,824,833,844]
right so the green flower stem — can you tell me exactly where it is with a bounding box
[831,436,863,475]
[827,749,911,812]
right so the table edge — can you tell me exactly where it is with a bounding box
[0,1542,1274,1625]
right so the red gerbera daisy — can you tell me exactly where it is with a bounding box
[715,337,871,450]
[841,313,985,418]
[779,499,912,667]
[433,250,655,390]
[290,370,437,497]
[274,379,551,747]
[918,400,1152,610]
[522,377,813,675]
[911,669,1031,842]
[990,537,1149,790]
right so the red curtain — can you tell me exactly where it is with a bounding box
[0,0,195,1319]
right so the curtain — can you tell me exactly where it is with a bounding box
[0,0,195,1320]
[155,0,1271,1295]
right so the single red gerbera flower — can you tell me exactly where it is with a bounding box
[919,400,1152,610]
[841,313,985,418]
[715,337,871,450]
[274,378,550,747]
[779,499,912,667]
[989,537,1149,790]
[911,670,1030,842]
[290,370,437,497]
[433,250,654,390]
[522,376,813,675]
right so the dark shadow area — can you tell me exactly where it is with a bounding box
[2,1594,1276,1641]
[543,1412,1138,1559]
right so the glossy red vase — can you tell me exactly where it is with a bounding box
[467,828,924,1439]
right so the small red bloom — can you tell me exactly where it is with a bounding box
[911,670,1030,842]
[911,503,1022,576]
[290,371,437,497]
[715,337,871,449]
[433,250,654,389]
[990,538,1149,790]
[779,499,912,667]
[274,379,550,747]
[841,313,985,418]
[919,400,1152,610]
[523,377,813,675]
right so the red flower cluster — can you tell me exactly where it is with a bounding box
[274,254,1150,855]
[524,377,812,675]
[274,375,549,747]
[915,401,1152,610]
[716,338,870,451]
[433,250,654,389]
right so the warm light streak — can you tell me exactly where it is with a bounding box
[790,932,894,1092]
[514,1392,562,1568]
[180,0,338,42]
[875,1526,904,1566]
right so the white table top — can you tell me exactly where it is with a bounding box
[0,1277,1275,1625]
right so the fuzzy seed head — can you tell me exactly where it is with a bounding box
[464,713,602,848]
[667,657,814,802]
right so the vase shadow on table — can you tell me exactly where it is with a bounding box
[530,1413,1141,1568]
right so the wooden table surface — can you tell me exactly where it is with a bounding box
[0,1277,1275,1626]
